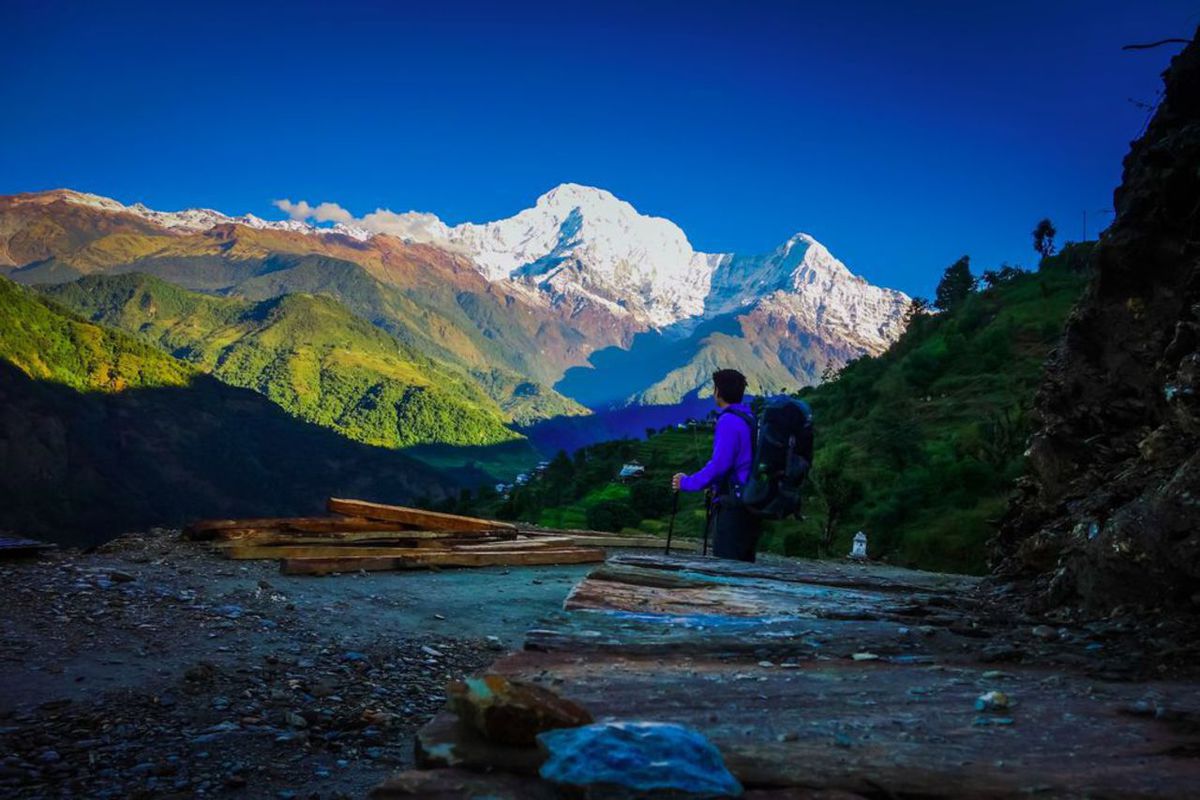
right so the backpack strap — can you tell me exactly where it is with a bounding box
[719,407,758,465]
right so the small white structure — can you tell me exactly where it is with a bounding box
[618,462,646,480]
[849,531,868,560]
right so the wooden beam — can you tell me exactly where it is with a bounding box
[518,527,701,551]
[218,539,573,560]
[210,528,517,545]
[184,515,410,540]
[280,547,604,575]
[449,536,577,551]
[327,498,516,533]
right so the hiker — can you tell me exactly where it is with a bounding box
[671,369,761,562]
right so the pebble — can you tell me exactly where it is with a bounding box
[1032,625,1059,641]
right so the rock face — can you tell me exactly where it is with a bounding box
[447,674,592,747]
[992,30,1200,612]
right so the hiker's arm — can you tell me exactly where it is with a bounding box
[679,417,735,492]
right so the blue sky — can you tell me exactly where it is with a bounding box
[3,1,1196,297]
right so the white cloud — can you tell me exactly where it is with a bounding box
[271,198,451,244]
[272,198,354,225]
[358,209,450,241]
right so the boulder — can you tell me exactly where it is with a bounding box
[447,675,592,746]
[538,721,743,798]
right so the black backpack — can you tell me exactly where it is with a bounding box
[736,396,814,519]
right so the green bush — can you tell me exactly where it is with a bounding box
[586,500,641,533]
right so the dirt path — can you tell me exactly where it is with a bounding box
[0,530,592,798]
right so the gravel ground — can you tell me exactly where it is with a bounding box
[0,530,592,798]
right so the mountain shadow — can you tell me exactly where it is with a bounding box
[0,362,455,545]
[520,389,717,456]
[554,313,747,408]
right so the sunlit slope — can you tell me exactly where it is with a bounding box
[42,273,523,447]
[0,274,194,391]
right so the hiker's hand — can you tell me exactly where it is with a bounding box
[671,473,685,491]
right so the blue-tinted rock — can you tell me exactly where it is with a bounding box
[538,721,742,797]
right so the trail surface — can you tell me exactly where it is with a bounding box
[388,554,1200,798]
[0,531,590,798]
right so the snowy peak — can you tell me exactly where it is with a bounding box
[446,184,906,337]
[534,182,623,210]
[446,183,710,325]
[35,189,369,240]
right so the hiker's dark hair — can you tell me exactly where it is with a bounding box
[712,369,747,403]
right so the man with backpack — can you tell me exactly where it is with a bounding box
[672,369,762,562]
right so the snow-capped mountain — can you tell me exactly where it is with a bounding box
[447,184,720,327]
[440,183,909,354]
[1,185,911,407]
[43,189,370,239]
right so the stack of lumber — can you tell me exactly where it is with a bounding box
[184,497,641,575]
[0,536,57,559]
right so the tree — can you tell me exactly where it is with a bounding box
[982,264,1026,289]
[586,500,639,533]
[934,256,975,311]
[1032,218,1057,259]
[866,399,925,471]
[904,297,931,324]
[629,480,673,518]
[971,404,1027,470]
[812,447,864,557]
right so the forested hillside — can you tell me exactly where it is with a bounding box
[42,273,522,448]
[0,276,452,541]
[459,247,1091,574]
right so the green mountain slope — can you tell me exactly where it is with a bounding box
[41,273,523,448]
[0,276,453,542]
[224,254,587,423]
[0,201,591,423]
[459,248,1091,574]
[0,273,194,391]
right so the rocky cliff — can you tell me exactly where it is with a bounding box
[992,29,1200,613]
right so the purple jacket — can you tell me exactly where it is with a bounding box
[680,402,754,493]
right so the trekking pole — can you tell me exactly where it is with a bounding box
[664,490,680,556]
[702,489,713,556]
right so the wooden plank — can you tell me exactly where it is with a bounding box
[328,497,515,533]
[517,526,703,551]
[0,536,56,557]
[211,529,517,545]
[281,547,604,575]
[221,544,424,560]
[217,538,572,560]
[609,553,980,594]
[555,534,702,551]
[183,515,410,540]
[449,536,576,551]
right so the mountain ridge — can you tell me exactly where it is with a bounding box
[2,185,911,408]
